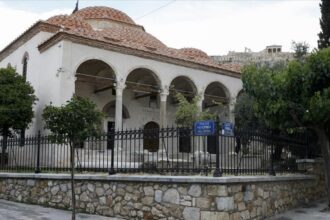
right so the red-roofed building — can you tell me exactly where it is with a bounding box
[0,6,242,140]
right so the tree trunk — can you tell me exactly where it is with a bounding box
[1,128,8,168]
[315,128,330,208]
[70,142,76,220]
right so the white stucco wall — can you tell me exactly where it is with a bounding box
[0,35,243,134]
[0,31,59,134]
[62,42,242,130]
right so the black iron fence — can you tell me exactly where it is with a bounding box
[0,127,311,176]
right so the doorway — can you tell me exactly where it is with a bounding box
[143,121,160,152]
[107,121,115,150]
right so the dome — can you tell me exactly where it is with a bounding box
[100,26,167,49]
[179,48,209,59]
[46,15,93,31]
[73,6,136,25]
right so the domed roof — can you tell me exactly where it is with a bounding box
[73,6,136,25]
[39,6,240,74]
[46,15,93,32]
[179,48,209,59]
[100,26,167,49]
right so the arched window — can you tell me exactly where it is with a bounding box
[22,52,29,80]
[143,121,160,152]
[20,52,29,146]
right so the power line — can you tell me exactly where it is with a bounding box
[135,0,176,21]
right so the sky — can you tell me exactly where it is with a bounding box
[0,0,321,55]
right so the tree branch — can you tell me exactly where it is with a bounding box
[289,110,305,127]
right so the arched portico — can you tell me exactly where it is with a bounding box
[169,76,198,101]
[119,68,162,128]
[75,59,120,129]
[75,59,116,96]
[204,81,231,122]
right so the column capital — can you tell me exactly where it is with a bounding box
[115,79,126,90]
[160,85,169,95]
[115,79,126,97]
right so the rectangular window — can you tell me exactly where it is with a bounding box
[179,128,191,153]
[207,136,217,154]
[20,129,25,147]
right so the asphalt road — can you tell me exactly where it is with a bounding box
[0,198,329,220]
[0,199,122,220]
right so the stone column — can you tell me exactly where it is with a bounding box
[228,98,236,123]
[197,88,205,112]
[115,81,126,131]
[197,97,204,112]
[160,86,169,128]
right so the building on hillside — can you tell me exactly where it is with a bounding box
[211,45,294,67]
[0,6,242,137]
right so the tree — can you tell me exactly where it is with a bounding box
[242,48,330,207]
[234,93,266,131]
[292,41,309,62]
[318,0,330,49]
[174,93,215,127]
[234,93,268,154]
[42,96,103,220]
[0,67,37,167]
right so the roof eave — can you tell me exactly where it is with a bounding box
[38,32,241,78]
[0,21,59,62]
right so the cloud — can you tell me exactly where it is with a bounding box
[140,0,321,55]
[0,1,321,55]
[0,5,70,50]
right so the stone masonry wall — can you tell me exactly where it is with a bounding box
[0,161,325,220]
[0,177,324,220]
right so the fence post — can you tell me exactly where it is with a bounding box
[268,132,276,176]
[109,130,115,175]
[35,130,41,174]
[213,122,222,177]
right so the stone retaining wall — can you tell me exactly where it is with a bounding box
[0,161,326,220]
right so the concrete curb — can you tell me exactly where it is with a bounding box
[0,172,316,184]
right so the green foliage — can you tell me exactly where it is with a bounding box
[242,48,330,133]
[318,0,330,49]
[42,96,104,146]
[174,93,216,127]
[0,67,37,135]
[292,41,309,62]
[234,93,266,131]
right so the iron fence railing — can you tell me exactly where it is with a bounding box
[0,127,311,176]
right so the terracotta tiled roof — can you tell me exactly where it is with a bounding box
[218,63,243,73]
[73,6,136,25]
[46,15,94,34]
[179,48,209,59]
[43,6,241,74]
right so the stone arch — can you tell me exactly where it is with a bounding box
[102,100,130,119]
[75,59,117,96]
[125,68,161,108]
[204,81,230,105]
[125,68,161,91]
[74,58,117,80]
[169,76,198,102]
[125,65,162,85]
[169,75,198,93]
[76,59,116,80]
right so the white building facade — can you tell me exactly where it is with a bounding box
[0,6,242,135]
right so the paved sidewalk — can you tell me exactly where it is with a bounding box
[0,199,123,220]
[266,199,330,220]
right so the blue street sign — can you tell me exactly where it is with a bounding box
[194,120,216,136]
[222,122,234,136]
